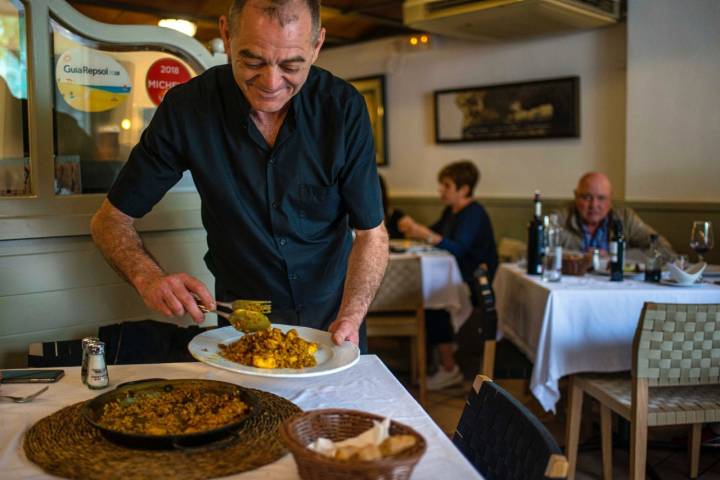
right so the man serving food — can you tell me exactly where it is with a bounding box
[90,0,388,351]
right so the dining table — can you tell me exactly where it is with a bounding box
[0,355,482,479]
[493,263,720,412]
[389,249,473,332]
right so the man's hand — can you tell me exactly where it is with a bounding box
[330,224,389,349]
[91,199,215,324]
[327,317,361,346]
[137,273,215,324]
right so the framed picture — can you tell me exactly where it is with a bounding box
[349,75,388,166]
[434,76,580,143]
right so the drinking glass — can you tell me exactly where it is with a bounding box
[690,221,714,263]
[673,255,688,270]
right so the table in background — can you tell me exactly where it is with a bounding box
[0,356,481,479]
[389,251,473,331]
[493,263,720,412]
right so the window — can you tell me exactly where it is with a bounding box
[0,0,29,196]
[51,19,198,195]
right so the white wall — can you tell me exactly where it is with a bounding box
[625,0,720,202]
[317,25,628,199]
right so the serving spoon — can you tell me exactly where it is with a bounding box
[197,304,271,333]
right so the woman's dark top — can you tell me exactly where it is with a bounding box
[432,201,499,292]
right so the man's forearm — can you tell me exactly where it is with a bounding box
[90,199,164,292]
[336,224,389,325]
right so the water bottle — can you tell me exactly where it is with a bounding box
[644,234,663,282]
[542,214,562,282]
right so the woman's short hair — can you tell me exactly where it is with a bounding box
[437,160,480,197]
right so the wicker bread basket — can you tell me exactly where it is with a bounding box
[280,409,427,480]
[561,254,591,276]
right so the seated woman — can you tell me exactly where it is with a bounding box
[398,160,498,390]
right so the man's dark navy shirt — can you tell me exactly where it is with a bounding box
[108,64,384,331]
[432,201,499,302]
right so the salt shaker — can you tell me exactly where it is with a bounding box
[80,336,99,384]
[86,340,109,389]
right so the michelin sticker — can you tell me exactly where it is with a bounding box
[56,47,131,112]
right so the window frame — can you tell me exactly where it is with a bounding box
[0,0,220,240]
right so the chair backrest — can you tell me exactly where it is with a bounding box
[368,255,423,312]
[28,339,83,367]
[474,264,498,340]
[498,237,527,263]
[453,375,567,480]
[633,303,720,387]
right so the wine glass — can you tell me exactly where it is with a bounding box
[689,221,714,263]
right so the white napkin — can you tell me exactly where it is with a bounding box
[308,417,390,458]
[667,262,706,284]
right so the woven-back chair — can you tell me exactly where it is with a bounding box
[565,303,720,480]
[454,375,569,480]
[366,255,426,405]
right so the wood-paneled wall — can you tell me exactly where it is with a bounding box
[0,229,215,368]
[393,196,720,265]
[1,198,718,368]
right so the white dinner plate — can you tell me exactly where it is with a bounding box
[659,279,703,288]
[188,325,360,378]
[389,239,436,253]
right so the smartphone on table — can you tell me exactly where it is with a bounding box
[0,369,65,383]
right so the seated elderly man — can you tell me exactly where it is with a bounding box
[556,172,674,260]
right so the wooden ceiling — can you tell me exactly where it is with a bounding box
[66,0,414,49]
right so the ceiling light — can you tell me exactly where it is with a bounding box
[158,18,197,37]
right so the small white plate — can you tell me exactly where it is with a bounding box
[659,279,703,288]
[188,325,360,378]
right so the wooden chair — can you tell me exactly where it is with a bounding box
[454,374,569,479]
[497,237,527,263]
[565,303,720,480]
[365,255,426,405]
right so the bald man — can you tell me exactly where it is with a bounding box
[555,173,674,259]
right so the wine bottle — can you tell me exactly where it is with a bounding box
[609,218,625,282]
[526,191,544,275]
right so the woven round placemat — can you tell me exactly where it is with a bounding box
[24,388,301,480]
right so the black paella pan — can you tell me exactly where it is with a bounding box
[81,378,258,449]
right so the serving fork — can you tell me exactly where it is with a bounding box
[0,385,49,403]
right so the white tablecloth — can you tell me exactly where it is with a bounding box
[493,263,720,412]
[390,251,473,332]
[0,356,481,479]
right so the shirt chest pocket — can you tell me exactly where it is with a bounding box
[295,183,342,235]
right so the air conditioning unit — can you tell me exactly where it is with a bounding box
[403,0,623,41]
